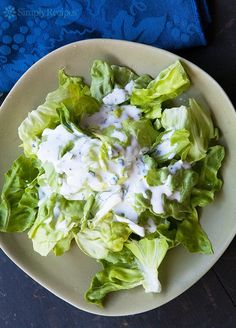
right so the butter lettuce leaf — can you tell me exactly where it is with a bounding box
[161,99,217,162]
[136,166,198,221]
[131,61,190,119]
[0,155,39,232]
[176,208,213,254]
[90,60,114,101]
[85,237,169,306]
[191,145,225,207]
[150,129,191,162]
[122,119,158,148]
[85,247,142,307]
[53,230,76,256]
[125,237,169,293]
[111,64,138,88]
[133,74,152,89]
[18,69,94,156]
[75,213,131,259]
[28,194,84,256]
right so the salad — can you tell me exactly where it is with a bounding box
[0,60,225,307]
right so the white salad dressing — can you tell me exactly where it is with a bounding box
[124,80,134,95]
[111,130,127,142]
[53,202,60,219]
[168,160,191,174]
[113,140,148,221]
[37,125,76,166]
[38,185,52,206]
[145,218,157,234]
[155,130,176,159]
[81,104,141,130]
[103,87,128,105]
[114,215,145,237]
[149,175,180,214]
[36,124,125,200]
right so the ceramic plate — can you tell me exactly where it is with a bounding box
[0,39,236,316]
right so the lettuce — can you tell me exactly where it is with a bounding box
[175,208,213,254]
[126,237,169,292]
[85,248,142,307]
[131,61,190,119]
[0,155,39,232]
[74,213,131,259]
[18,70,97,156]
[111,64,138,88]
[28,194,84,256]
[53,231,75,256]
[191,145,225,207]
[90,60,154,102]
[161,99,217,162]
[90,60,114,101]
[122,119,158,148]
[133,74,152,89]
[150,129,191,162]
[136,164,198,221]
[85,237,169,306]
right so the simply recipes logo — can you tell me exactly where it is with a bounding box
[3,5,79,19]
[3,5,17,20]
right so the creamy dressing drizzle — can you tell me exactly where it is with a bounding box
[145,218,157,234]
[80,104,141,130]
[53,202,60,219]
[111,130,127,142]
[168,160,191,174]
[114,215,145,237]
[155,130,177,158]
[124,80,134,95]
[37,124,125,200]
[103,87,128,105]
[38,185,52,206]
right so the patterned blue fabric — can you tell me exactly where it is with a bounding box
[0,0,211,92]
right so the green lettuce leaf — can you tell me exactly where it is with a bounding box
[126,237,169,292]
[133,74,152,89]
[131,61,190,119]
[85,236,169,306]
[191,145,225,207]
[85,247,142,307]
[150,129,191,162]
[176,208,213,254]
[122,119,158,148]
[111,64,138,88]
[90,60,114,101]
[161,99,217,162]
[0,155,39,232]
[162,174,197,220]
[74,213,131,259]
[53,230,75,256]
[136,161,198,221]
[138,211,177,247]
[28,194,84,256]
[18,69,92,156]
[144,155,169,186]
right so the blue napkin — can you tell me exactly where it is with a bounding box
[0,0,211,92]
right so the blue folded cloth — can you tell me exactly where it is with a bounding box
[0,0,211,92]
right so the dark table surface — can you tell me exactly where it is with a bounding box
[0,1,236,327]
